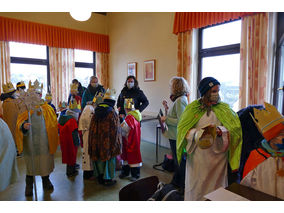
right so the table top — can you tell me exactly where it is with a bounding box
[141,114,157,122]
[226,183,282,201]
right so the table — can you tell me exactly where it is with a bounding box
[225,183,282,201]
[141,114,161,163]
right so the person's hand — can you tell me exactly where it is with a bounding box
[23,123,31,130]
[160,116,167,123]
[162,100,169,111]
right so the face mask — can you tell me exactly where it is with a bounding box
[209,92,220,104]
[127,82,134,89]
[91,83,98,87]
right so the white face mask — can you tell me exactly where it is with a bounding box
[91,83,98,87]
[127,82,134,89]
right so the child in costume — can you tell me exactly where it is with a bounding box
[177,77,242,200]
[15,80,59,197]
[241,102,284,199]
[88,89,121,186]
[58,99,81,177]
[119,98,142,181]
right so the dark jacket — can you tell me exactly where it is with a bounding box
[81,84,105,109]
[117,87,149,116]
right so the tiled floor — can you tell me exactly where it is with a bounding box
[0,141,172,201]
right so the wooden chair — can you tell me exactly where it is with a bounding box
[119,176,159,201]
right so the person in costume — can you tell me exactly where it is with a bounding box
[78,92,104,180]
[81,76,105,110]
[69,82,82,109]
[117,75,149,122]
[119,98,142,181]
[58,100,81,177]
[88,89,121,186]
[176,77,243,201]
[0,82,19,142]
[0,118,19,192]
[160,76,189,190]
[15,79,59,197]
[241,102,284,199]
[67,79,86,102]
[45,93,56,114]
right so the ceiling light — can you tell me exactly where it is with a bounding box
[70,12,92,21]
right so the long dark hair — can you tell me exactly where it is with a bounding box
[123,75,139,90]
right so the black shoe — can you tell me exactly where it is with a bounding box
[67,170,78,177]
[119,173,129,179]
[103,179,117,186]
[42,176,54,191]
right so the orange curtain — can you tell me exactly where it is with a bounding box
[173,12,256,34]
[49,47,75,108]
[0,16,109,53]
[239,13,269,108]
[96,52,109,89]
[0,41,10,117]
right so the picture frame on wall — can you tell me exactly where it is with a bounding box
[127,62,137,77]
[144,59,155,82]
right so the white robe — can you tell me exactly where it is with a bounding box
[241,157,284,200]
[0,118,19,191]
[78,105,94,171]
[184,111,228,201]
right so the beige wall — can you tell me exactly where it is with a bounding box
[0,12,108,35]
[108,12,178,115]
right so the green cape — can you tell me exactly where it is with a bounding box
[177,99,243,171]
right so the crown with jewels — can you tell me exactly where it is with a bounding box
[16,81,26,88]
[28,80,43,94]
[124,98,135,110]
[251,102,284,141]
[103,88,116,101]
[69,99,81,110]
[2,82,16,94]
[70,83,78,93]
[92,92,104,104]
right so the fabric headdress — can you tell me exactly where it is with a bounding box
[251,102,284,141]
[124,98,135,110]
[28,80,43,94]
[2,82,16,94]
[103,88,116,101]
[16,81,26,88]
[198,77,220,97]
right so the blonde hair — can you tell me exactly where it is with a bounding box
[170,76,190,96]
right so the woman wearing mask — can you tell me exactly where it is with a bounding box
[81,76,105,110]
[117,76,149,121]
[160,76,189,192]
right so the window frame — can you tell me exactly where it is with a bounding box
[197,19,241,99]
[74,51,96,76]
[10,46,51,92]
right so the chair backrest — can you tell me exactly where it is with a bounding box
[119,176,159,201]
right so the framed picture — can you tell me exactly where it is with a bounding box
[144,59,155,81]
[127,62,137,77]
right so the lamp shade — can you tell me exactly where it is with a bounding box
[70,12,92,21]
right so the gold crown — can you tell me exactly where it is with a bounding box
[28,80,43,94]
[103,88,116,101]
[2,82,16,94]
[251,102,284,141]
[69,99,81,110]
[16,81,26,88]
[45,93,52,101]
[92,92,104,103]
[124,98,135,109]
[70,83,78,93]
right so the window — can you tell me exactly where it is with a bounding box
[74,49,96,87]
[10,42,49,97]
[198,20,241,111]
